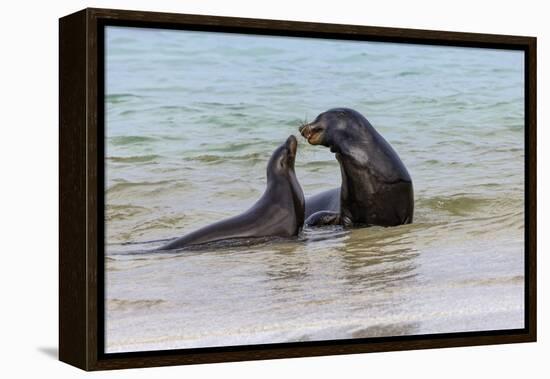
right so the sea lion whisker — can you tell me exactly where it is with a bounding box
[299,115,310,133]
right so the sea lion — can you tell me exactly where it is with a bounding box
[158,135,305,250]
[305,187,340,219]
[299,108,413,227]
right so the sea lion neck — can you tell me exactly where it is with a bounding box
[266,165,296,187]
[328,126,372,163]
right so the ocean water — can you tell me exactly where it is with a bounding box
[104,26,525,353]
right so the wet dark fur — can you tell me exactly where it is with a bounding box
[300,108,413,227]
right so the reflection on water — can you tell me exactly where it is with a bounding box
[104,27,525,353]
[352,322,420,338]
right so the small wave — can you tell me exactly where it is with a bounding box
[107,154,161,163]
[471,101,517,111]
[411,97,438,105]
[467,210,524,233]
[206,141,266,153]
[135,86,187,93]
[189,152,266,164]
[107,298,166,311]
[106,180,182,196]
[425,159,441,165]
[195,101,226,107]
[106,93,143,104]
[195,114,239,128]
[454,275,524,288]
[491,146,523,154]
[419,195,492,216]
[119,110,137,116]
[351,322,420,338]
[117,237,174,246]
[153,105,199,112]
[129,215,187,234]
[478,182,501,188]
[397,71,421,77]
[331,52,371,62]
[492,67,515,73]
[106,204,149,222]
[247,46,284,56]
[110,135,157,146]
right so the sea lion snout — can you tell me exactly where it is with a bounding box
[299,122,311,137]
[286,135,298,156]
[298,121,324,145]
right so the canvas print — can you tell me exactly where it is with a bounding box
[104,26,525,353]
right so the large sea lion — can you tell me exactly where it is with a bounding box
[159,135,305,250]
[299,108,413,227]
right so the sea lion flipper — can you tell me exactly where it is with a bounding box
[305,211,340,227]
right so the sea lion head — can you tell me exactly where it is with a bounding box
[267,135,298,179]
[266,135,305,225]
[299,108,360,153]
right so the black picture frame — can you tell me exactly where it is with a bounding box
[59,7,537,371]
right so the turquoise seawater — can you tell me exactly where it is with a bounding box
[104,26,525,353]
